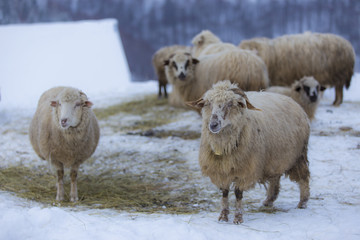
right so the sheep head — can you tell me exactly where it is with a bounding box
[164,51,199,85]
[50,88,93,129]
[293,76,326,104]
[187,80,260,134]
[191,30,221,47]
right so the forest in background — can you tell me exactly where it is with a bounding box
[1,0,359,81]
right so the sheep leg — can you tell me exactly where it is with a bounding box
[333,84,343,106]
[263,176,281,207]
[233,187,243,224]
[218,188,230,222]
[70,165,79,202]
[163,84,168,98]
[158,82,162,98]
[297,179,310,209]
[288,154,310,209]
[55,165,64,201]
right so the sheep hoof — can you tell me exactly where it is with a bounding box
[233,213,243,224]
[263,200,274,207]
[218,209,229,222]
[56,195,64,202]
[297,201,307,209]
[70,197,79,202]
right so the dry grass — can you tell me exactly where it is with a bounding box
[0,166,214,214]
[93,95,191,134]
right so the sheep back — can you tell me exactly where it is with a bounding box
[196,50,269,93]
[240,33,355,89]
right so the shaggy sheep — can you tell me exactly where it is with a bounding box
[29,87,100,202]
[191,30,238,57]
[164,50,269,108]
[267,76,326,120]
[187,80,310,224]
[152,45,191,98]
[239,32,355,106]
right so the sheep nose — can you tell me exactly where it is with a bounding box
[309,95,317,102]
[209,119,221,133]
[178,72,186,80]
[210,122,219,129]
[61,118,68,127]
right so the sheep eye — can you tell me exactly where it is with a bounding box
[75,102,82,107]
[227,102,233,108]
[185,60,189,69]
[172,62,178,70]
[303,86,310,94]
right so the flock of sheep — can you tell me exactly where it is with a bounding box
[28,29,355,225]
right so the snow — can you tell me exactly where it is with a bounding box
[0,19,131,110]
[1,20,360,240]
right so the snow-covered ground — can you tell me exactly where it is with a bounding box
[1,20,360,240]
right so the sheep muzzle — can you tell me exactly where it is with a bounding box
[178,72,186,80]
[209,114,222,134]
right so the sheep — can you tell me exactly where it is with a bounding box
[239,32,355,106]
[164,50,269,108]
[191,30,238,57]
[187,80,310,224]
[267,76,326,120]
[29,87,100,202]
[152,45,191,98]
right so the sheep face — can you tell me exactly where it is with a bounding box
[164,52,199,85]
[188,80,260,134]
[294,77,326,104]
[50,89,93,129]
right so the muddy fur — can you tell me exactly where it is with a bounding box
[29,87,100,201]
[267,76,325,120]
[152,45,191,98]
[188,80,310,223]
[165,50,269,108]
[239,32,355,106]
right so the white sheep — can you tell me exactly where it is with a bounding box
[152,45,191,98]
[267,76,326,120]
[187,80,310,224]
[164,50,269,108]
[29,87,100,202]
[239,32,355,106]
[191,30,238,57]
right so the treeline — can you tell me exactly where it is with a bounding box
[1,0,359,80]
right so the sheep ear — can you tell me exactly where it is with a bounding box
[198,35,204,45]
[186,98,205,110]
[50,101,58,107]
[320,86,326,91]
[84,101,93,108]
[164,53,175,66]
[246,99,261,111]
[192,58,199,65]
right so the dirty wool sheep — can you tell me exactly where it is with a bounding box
[267,76,326,120]
[187,80,310,224]
[191,30,238,57]
[164,50,269,108]
[29,87,100,202]
[152,45,191,98]
[239,32,355,106]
